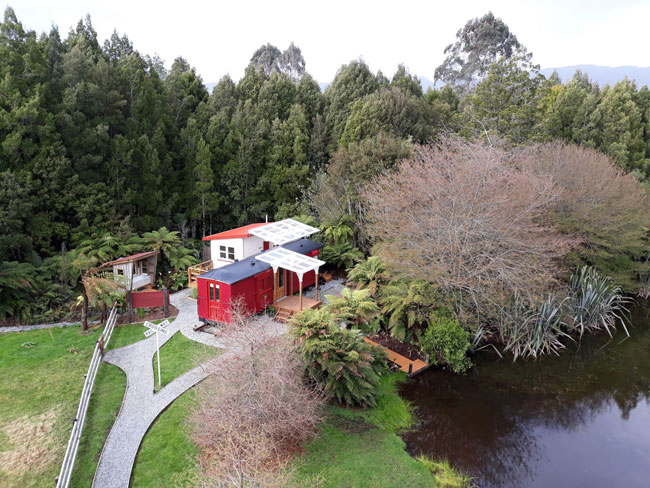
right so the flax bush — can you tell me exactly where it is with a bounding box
[565,266,630,337]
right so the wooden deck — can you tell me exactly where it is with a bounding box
[363,337,430,377]
[274,296,321,322]
[187,260,213,288]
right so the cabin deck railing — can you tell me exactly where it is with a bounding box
[187,260,213,288]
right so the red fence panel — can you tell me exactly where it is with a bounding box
[131,290,166,309]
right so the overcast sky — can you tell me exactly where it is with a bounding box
[9,0,650,84]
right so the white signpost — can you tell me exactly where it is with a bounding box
[143,319,170,388]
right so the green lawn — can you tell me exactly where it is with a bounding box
[131,390,201,487]
[69,362,126,488]
[0,319,219,488]
[0,325,102,488]
[296,374,469,488]
[152,330,217,391]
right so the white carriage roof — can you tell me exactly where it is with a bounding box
[248,218,320,245]
[255,247,325,277]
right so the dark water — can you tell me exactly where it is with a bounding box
[400,307,650,487]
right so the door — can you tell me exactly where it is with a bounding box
[208,281,220,321]
[256,272,273,310]
[275,268,286,301]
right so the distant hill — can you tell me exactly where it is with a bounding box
[540,65,650,88]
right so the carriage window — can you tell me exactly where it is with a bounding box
[209,283,220,302]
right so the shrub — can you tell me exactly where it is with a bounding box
[291,308,387,407]
[566,266,630,337]
[420,312,472,373]
[325,287,380,333]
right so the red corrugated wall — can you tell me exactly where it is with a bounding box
[131,290,167,308]
[197,278,208,319]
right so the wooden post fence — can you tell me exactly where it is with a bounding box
[55,305,119,488]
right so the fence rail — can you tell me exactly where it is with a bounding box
[187,260,213,288]
[55,305,119,488]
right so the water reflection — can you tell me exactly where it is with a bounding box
[400,307,650,487]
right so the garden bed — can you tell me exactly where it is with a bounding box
[367,332,424,362]
[115,305,179,325]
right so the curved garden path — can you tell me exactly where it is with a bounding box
[92,290,228,488]
[91,281,342,487]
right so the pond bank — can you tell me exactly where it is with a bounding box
[400,306,650,487]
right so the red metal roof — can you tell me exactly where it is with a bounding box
[202,223,271,241]
[108,250,159,265]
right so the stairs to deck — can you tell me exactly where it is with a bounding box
[275,308,293,323]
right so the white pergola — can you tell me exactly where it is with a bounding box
[249,218,320,245]
[256,247,326,308]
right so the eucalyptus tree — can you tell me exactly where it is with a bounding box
[435,11,523,91]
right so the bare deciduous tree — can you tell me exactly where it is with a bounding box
[515,142,649,290]
[190,300,323,487]
[363,137,575,322]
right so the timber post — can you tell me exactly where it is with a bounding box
[127,291,134,324]
[163,288,169,317]
[272,268,277,305]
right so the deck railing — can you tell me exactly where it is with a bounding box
[187,260,213,288]
[55,305,118,488]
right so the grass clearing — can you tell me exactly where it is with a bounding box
[0,318,209,488]
[296,373,470,488]
[0,325,103,487]
[131,390,201,487]
[152,331,217,391]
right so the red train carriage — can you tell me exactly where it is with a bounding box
[196,237,323,324]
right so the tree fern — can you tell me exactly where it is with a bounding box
[290,308,386,407]
[325,287,380,333]
[347,256,386,296]
[378,279,438,341]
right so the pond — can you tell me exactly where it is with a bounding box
[400,306,650,487]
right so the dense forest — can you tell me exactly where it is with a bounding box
[2,7,650,324]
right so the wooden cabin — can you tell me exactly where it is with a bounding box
[196,219,326,324]
[107,250,158,291]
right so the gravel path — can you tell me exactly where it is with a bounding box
[92,288,295,487]
[304,277,346,303]
[0,320,98,334]
[92,290,225,488]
